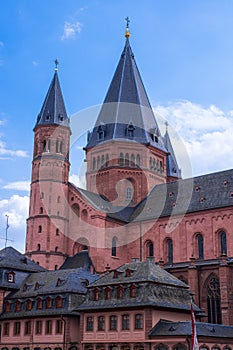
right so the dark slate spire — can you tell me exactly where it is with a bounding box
[164,124,181,178]
[35,63,69,128]
[85,31,166,151]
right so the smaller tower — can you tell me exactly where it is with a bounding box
[26,61,71,270]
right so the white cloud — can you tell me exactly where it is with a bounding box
[154,100,233,176]
[69,173,86,188]
[0,140,28,158]
[0,195,29,252]
[61,21,82,40]
[3,181,30,192]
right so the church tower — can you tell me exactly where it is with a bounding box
[85,24,180,206]
[25,63,71,270]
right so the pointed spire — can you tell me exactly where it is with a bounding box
[35,62,69,128]
[86,28,166,151]
[164,124,181,179]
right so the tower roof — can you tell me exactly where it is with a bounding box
[85,35,166,151]
[164,127,181,178]
[35,68,69,128]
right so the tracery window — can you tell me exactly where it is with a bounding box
[206,275,222,324]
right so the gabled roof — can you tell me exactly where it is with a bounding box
[35,70,69,128]
[0,247,45,272]
[149,319,233,338]
[108,168,233,223]
[60,250,95,271]
[85,37,166,152]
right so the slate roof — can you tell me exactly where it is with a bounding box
[108,168,233,223]
[35,70,69,128]
[0,247,45,272]
[60,250,95,271]
[79,260,200,313]
[1,268,99,319]
[149,319,233,338]
[85,37,166,152]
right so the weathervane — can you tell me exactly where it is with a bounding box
[125,16,130,29]
[125,17,131,38]
[54,59,59,71]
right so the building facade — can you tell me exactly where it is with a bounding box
[25,26,233,326]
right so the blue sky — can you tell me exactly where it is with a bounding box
[1,0,233,251]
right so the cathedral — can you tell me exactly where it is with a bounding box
[25,24,233,328]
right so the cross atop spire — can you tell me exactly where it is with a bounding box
[125,16,131,38]
[54,58,59,71]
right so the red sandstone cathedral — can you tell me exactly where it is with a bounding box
[25,25,233,326]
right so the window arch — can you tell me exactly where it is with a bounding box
[204,274,222,324]
[119,153,124,166]
[112,236,117,257]
[81,209,88,221]
[219,230,227,255]
[155,344,168,350]
[46,297,52,309]
[167,238,173,263]
[196,233,204,259]
[125,153,129,166]
[146,240,154,257]
[136,154,141,167]
[130,154,135,167]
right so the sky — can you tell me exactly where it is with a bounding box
[1,0,233,252]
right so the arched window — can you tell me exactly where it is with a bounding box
[130,285,137,298]
[97,125,104,141]
[119,153,124,166]
[26,299,33,311]
[125,153,129,166]
[160,160,163,173]
[37,298,43,310]
[136,154,140,167]
[112,236,117,257]
[155,344,168,350]
[43,140,46,152]
[220,230,227,255]
[167,239,173,263]
[37,244,41,251]
[106,154,109,167]
[149,157,153,169]
[47,140,51,152]
[56,140,59,153]
[130,154,135,167]
[72,203,80,217]
[126,122,135,138]
[205,274,222,324]
[93,288,100,301]
[105,287,112,300]
[126,187,132,201]
[97,156,100,169]
[122,314,130,330]
[81,209,88,221]
[59,141,63,154]
[173,344,186,350]
[117,286,124,299]
[38,225,42,233]
[101,154,105,166]
[55,246,58,252]
[146,241,154,257]
[197,233,204,259]
[92,157,96,170]
[15,300,21,312]
[56,228,59,236]
[46,297,52,309]
[39,207,43,214]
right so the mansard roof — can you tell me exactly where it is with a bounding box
[149,319,233,338]
[79,260,199,312]
[35,70,69,128]
[108,168,233,223]
[85,37,166,152]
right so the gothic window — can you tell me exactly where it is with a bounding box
[131,154,135,167]
[220,230,227,255]
[45,320,52,334]
[146,241,154,257]
[43,140,46,152]
[86,316,94,331]
[3,322,10,336]
[136,154,141,167]
[112,237,117,257]
[205,274,222,324]
[109,315,117,330]
[14,322,21,335]
[97,156,100,169]
[135,314,143,329]
[125,153,129,166]
[38,225,42,233]
[72,203,80,217]
[81,209,88,221]
[106,154,109,167]
[197,233,204,259]
[24,321,31,335]
[122,314,130,330]
[119,153,124,166]
[167,239,173,263]
[92,157,96,170]
[126,187,132,200]
[98,316,105,331]
[56,140,59,153]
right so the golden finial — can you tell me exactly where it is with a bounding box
[125,17,131,38]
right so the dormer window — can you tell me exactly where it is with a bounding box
[15,300,21,312]
[126,122,135,138]
[35,282,40,290]
[23,283,28,291]
[117,286,124,299]
[56,278,62,286]
[105,287,112,300]
[26,299,33,311]
[151,128,159,143]
[46,297,52,309]
[97,125,105,141]
[5,301,10,312]
[7,271,15,283]
[113,270,119,279]
[125,268,131,277]
[93,287,100,301]
[130,285,137,298]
